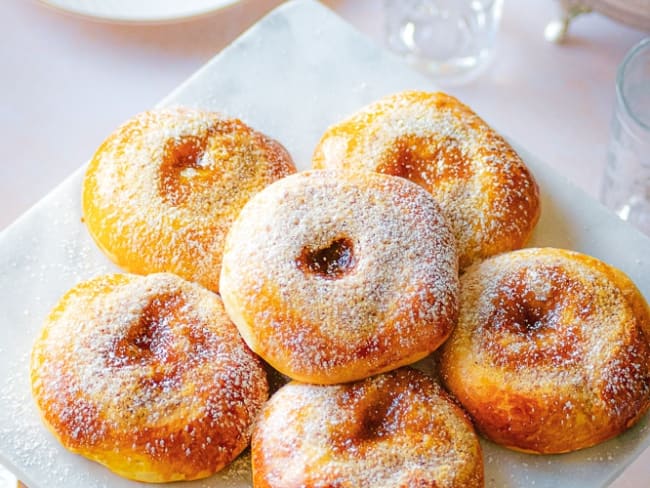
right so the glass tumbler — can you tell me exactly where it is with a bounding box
[383,0,503,84]
[601,38,650,236]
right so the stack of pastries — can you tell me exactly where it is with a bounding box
[30,91,650,487]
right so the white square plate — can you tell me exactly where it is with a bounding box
[1,1,649,486]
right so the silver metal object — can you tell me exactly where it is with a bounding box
[546,0,650,44]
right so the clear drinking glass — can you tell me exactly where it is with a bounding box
[383,0,504,84]
[601,38,650,236]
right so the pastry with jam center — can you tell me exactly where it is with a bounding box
[252,368,483,487]
[82,107,295,292]
[220,169,459,384]
[440,248,650,453]
[313,90,540,270]
[30,272,269,482]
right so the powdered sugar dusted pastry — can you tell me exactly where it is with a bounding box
[30,272,269,482]
[220,169,458,384]
[252,368,484,488]
[312,91,540,270]
[82,107,295,292]
[440,248,650,454]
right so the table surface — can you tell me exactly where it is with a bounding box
[0,0,647,486]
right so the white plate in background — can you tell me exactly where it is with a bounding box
[40,0,240,23]
[1,1,649,487]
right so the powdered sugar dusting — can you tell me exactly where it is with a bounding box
[82,107,295,292]
[253,368,483,487]
[30,272,268,482]
[312,91,541,270]
[220,169,459,384]
[441,248,650,453]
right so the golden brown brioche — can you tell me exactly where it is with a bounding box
[30,273,269,482]
[82,107,295,292]
[252,368,484,488]
[220,169,459,385]
[312,90,540,270]
[439,248,650,454]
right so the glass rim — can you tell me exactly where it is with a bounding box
[617,37,650,132]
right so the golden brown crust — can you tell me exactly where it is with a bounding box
[252,368,484,488]
[30,273,269,482]
[439,248,650,454]
[220,169,459,384]
[312,90,540,270]
[82,107,296,292]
